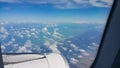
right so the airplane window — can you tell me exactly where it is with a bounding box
[0,0,114,68]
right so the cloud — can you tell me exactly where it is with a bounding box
[17,46,32,53]
[44,40,51,47]
[89,0,113,7]
[70,43,79,51]
[25,0,68,4]
[0,0,114,9]
[61,46,67,51]
[0,0,20,3]
[79,49,90,56]
[17,40,33,53]
[52,28,64,40]
[70,57,79,64]
[24,40,33,48]
[1,45,6,52]
[78,55,83,58]
[101,0,114,5]
[17,32,24,38]
[0,26,9,40]
[88,42,99,50]
[42,27,49,34]
[49,41,61,54]
[1,45,6,50]
[82,52,90,56]
[79,49,86,52]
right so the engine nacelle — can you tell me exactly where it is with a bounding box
[3,53,69,68]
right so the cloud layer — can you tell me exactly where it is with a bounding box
[0,0,114,9]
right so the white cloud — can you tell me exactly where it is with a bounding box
[17,33,24,38]
[69,49,72,52]
[17,46,32,53]
[54,2,79,9]
[61,46,67,51]
[0,26,8,35]
[24,40,33,48]
[1,45,6,50]
[0,26,9,40]
[52,28,64,40]
[74,0,83,3]
[94,0,113,7]
[30,28,36,32]
[78,55,83,58]
[17,46,27,53]
[41,27,51,35]
[49,41,61,54]
[0,0,114,9]
[79,49,90,56]
[24,30,32,38]
[92,42,98,46]
[44,40,51,47]
[70,57,79,64]
[70,43,79,51]
[13,44,19,47]
[42,27,48,33]
[11,37,16,42]
[101,0,114,5]
[89,0,108,7]
[1,45,6,52]
[79,49,86,53]
[55,0,113,8]
[16,40,33,53]
[67,40,72,43]
[88,42,99,50]
[82,52,90,56]
[0,0,20,3]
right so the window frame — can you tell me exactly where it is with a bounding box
[91,0,120,68]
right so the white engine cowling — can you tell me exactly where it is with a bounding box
[3,53,69,68]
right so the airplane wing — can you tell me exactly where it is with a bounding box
[3,53,69,68]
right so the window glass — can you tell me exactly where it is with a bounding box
[0,0,114,68]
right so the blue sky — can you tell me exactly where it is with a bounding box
[0,0,113,24]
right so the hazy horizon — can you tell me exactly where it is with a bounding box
[0,0,113,24]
